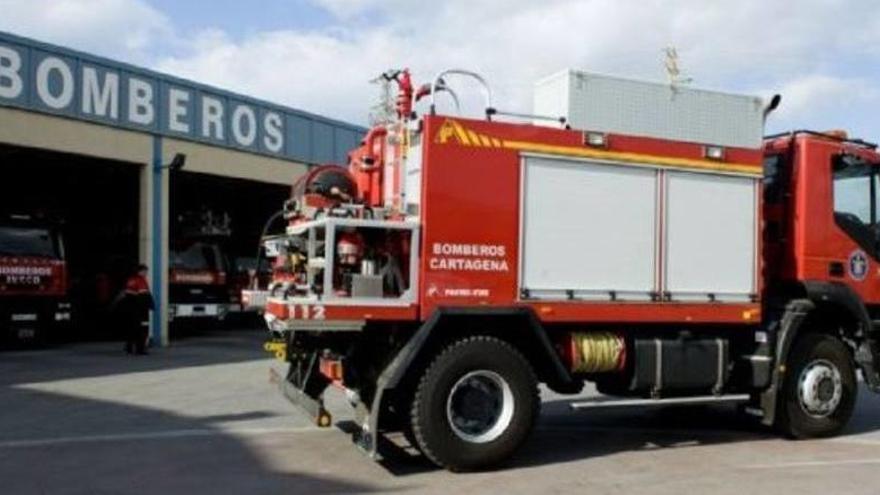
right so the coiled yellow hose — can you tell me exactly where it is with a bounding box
[570,332,626,373]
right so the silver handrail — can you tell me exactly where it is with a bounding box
[440,86,462,114]
[410,83,461,117]
[429,69,494,118]
[491,109,567,126]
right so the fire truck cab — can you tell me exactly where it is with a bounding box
[247,69,880,471]
[765,130,880,306]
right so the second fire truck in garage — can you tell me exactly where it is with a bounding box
[169,210,234,325]
[246,68,880,470]
[0,214,71,344]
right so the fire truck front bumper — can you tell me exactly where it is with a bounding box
[0,297,71,341]
[168,303,229,321]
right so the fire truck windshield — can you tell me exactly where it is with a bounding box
[170,242,221,272]
[0,226,60,258]
[832,155,880,255]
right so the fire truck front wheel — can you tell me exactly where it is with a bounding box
[778,333,857,439]
[410,335,539,471]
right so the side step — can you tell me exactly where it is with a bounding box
[569,394,751,410]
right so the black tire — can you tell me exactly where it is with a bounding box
[410,336,539,471]
[777,333,857,439]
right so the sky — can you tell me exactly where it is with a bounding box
[1,0,879,138]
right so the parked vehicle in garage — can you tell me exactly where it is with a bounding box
[245,68,880,471]
[169,240,230,325]
[0,214,71,344]
[169,210,234,326]
[227,256,271,320]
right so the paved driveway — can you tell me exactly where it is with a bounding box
[2,329,880,494]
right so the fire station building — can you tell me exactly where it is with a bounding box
[0,31,364,345]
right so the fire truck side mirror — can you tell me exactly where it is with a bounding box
[764,94,782,119]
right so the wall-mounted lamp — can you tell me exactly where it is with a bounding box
[161,153,187,171]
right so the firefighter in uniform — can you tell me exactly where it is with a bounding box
[119,264,155,355]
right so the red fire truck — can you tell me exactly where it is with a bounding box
[168,210,233,325]
[0,214,71,344]
[246,68,880,470]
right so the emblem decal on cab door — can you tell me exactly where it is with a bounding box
[849,250,869,281]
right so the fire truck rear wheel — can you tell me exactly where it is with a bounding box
[778,333,857,439]
[410,336,539,471]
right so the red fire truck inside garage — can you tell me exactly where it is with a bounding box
[246,68,880,471]
[0,214,71,344]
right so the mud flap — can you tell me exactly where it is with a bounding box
[856,340,880,392]
[352,396,380,459]
[269,352,333,428]
[760,299,813,426]
[350,342,412,460]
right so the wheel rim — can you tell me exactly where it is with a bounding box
[797,358,843,419]
[446,370,515,444]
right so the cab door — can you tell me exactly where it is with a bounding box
[828,153,880,303]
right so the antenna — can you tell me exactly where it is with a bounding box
[664,46,693,88]
[368,73,395,126]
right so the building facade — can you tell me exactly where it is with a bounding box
[0,30,364,344]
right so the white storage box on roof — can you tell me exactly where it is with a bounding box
[533,69,766,149]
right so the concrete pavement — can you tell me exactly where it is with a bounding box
[2,329,880,494]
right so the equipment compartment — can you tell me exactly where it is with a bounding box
[518,154,759,302]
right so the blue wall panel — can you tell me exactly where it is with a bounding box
[312,121,335,164]
[334,128,362,164]
[286,114,313,162]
